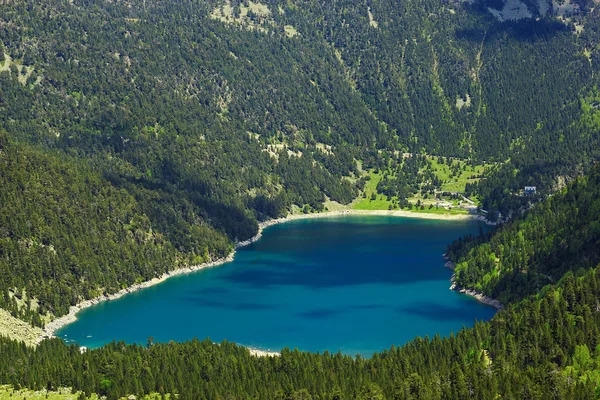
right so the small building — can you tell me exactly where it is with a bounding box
[524,186,537,196]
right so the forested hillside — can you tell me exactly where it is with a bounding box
[1,0,599,323]
[0,134,233,326]
[4,146,600,400]
[1,0,600,208]
[2,0,600,398]
[447,163,600,303]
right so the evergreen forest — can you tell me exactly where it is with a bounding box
[2,166,600,398]
[2,0,600,398]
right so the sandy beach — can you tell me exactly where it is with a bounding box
[37,208,490,353]
[237,209,483,250]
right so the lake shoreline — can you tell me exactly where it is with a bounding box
[38,209,489,354]
[449,282,504,310]
[443,255,503,310]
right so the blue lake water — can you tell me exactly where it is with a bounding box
[57,215,496,356]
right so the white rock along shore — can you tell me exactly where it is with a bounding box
[443,254,503,310]
[449,283,504,310]
[37,209,491,354]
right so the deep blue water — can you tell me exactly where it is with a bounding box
[57,216,496,356]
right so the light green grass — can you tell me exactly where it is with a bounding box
[353,171,389,209]
[0,385,97,400]
[362,171,382,193]
[354,198,469,214]
[352,170,470,214]
[427,157,491,193]
[352,155,490,211]
[354,197,392,210]
[0,385,173,400]
[408,206,469,215]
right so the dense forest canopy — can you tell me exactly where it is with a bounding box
[3,167,600,398]
[1,0,599,201]
[446,161,600,303]
[2,0,600,397]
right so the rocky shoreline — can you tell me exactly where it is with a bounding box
[39,254,236,343]
[442,254,503,310]
[35,213,319,347]
[449,282,503,310]
[248,348,280,357]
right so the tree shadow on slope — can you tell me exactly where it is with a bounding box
[456,5,570,43]
[105,173,258,254]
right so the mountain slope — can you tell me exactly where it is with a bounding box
[447,163,600,303]
[0,134,231,325]
[3,148,600,400]
[0,0,599,351]
[1,0,599,188]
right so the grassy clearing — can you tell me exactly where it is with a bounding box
[351,169,470,213]
[354,197,391,210]
[354,195,469,214]
[353,171,387,209]
[456,93,471,110]
[210,0,299,36]
[408,206,469,215]
[408,191,460,207]
[427,157,491,193]
[357,170,382,195]
[351,155,490,211]
[284,25,299,37]
[210,0,271,32]
[0,53,40,86]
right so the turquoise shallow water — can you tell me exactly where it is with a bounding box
[57,215,496,356]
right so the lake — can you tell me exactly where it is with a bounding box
[57,215,496,356]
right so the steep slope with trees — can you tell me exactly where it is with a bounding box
[447,163,600,303]
[0,0,599,216]
[0,133,233,326]
[1,2,600,396]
